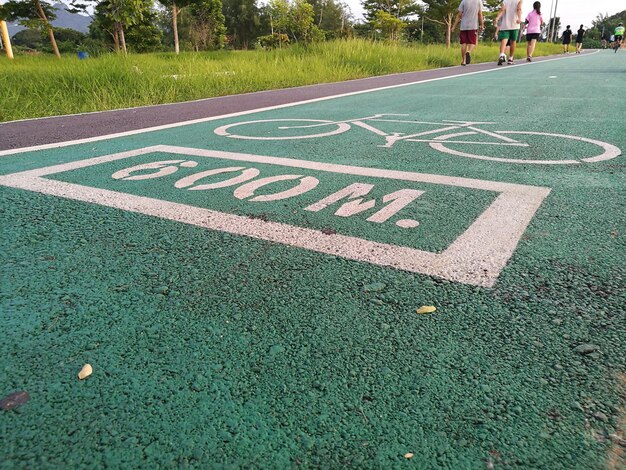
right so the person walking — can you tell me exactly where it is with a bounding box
[576,25,585,53]
[521,1,544,61]
[615,23,625,52]
[562,25,573,53]
[495,0,523,65]
[494,17,511,58]
[452,0,484,66]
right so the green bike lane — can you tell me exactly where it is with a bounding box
[1,52,624,468]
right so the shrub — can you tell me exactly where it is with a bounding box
[581,38,602,49]
[78,37,111,56]
[257,33,290,49]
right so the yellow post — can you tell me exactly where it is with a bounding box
[0,20,13,59]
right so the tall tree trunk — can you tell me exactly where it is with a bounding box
[46,26,60,58]
[119,26,127,54]
[172,3,180,54]
[114,22,123,53]
[1,20,15,58]
[445,13,452,48]
[113,29,120,53]
[35,0,60,58]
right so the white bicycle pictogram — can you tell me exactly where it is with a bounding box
[214,114,622,165]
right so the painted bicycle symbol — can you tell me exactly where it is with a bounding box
[214,114,621,165]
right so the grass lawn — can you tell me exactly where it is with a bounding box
[0,39,564,122]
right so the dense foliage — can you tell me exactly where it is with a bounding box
[2,1,624,57]
[588,10,626,40]
[12,26,86,52]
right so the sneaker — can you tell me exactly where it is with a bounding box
[507,59,514,65]
[497,54,506,66]
[466,52,471,64]
[526,56,532,62]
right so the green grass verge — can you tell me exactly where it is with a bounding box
[0,39,563,122]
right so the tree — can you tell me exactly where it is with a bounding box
[159,0,197,53]
[362,0,420,23]
[107,0,150,53]
[71,0,149,54]
[482,0,500,41]
[267,0,290,36]
[289,0,320,43]
[85,0,160,53]
[372,9,405,41]
[124,9,163,52]
[589,13,610,40]
[405,16,445,43]
[11,28,44,49]
[308,0,353,39]
[257,0,322,47]
[222,0,259,49]
[49,27,86,53]
[546,16,560,42]
[188,0,225,50]
[589,10,626,41]
[421,0,460,47]
[85,1,117,49]
[2,0,61,58]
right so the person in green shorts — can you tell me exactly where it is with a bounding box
[495,0,523,65]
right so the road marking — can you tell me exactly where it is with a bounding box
[0,145,551,287]
[216,117,621,164]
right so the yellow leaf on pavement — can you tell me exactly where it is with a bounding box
[416,305,437,314]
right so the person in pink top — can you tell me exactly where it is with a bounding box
[521,1,544,61]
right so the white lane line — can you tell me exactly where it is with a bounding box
[0,52,596,158]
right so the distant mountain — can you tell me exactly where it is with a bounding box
[7,2,92,37]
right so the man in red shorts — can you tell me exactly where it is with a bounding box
[452,0,484,66]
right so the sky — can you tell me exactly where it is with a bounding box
[344,0,625,30]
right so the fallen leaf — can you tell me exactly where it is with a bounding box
[78,364,93,380]
[416,305,437,314]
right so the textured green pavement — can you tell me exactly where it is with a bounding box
[1,52,625,468]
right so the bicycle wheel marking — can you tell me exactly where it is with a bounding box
[499,131,622,163]
[214,119,351,140]
[430,131,621,164]
[0,145,551,287]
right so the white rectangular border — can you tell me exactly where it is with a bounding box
[0,145,551,287]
